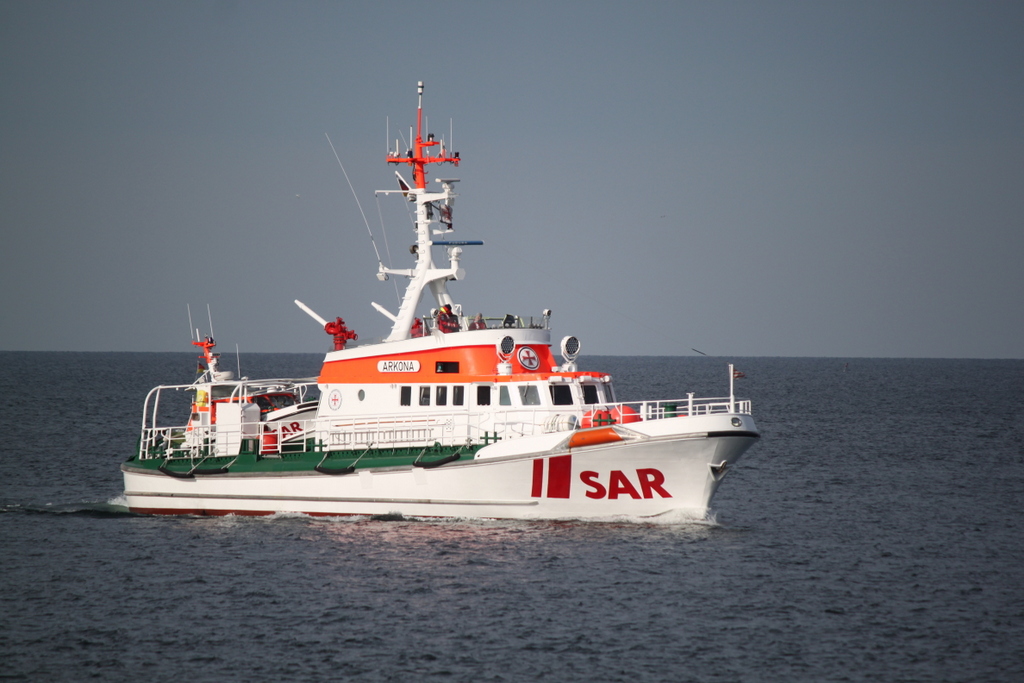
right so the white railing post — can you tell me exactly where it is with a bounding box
[728,363,735,412]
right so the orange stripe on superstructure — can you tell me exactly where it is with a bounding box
[318,343,560,384]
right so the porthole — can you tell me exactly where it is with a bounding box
[731,417,742,427]
[358,389,366,401]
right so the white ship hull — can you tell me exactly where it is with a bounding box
[123,417,757,519]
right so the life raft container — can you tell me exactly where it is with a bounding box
[261,426,279,455]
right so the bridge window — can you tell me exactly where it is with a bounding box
[476,385,491,406]
[436,386,447,406]
[436,361,459,373]
[518,385,541,406]
[400,386,411,406]
[499,386,511,406]
[582,384,599,405]
[419,387,431,406]
[550,384,574,406]
[453,385,465,406]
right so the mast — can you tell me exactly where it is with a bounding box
[388,81,460,190]
[378,82,468,342]
[192,336,232,382]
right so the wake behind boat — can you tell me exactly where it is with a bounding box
[122,82,759,519]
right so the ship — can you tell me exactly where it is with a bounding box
[122,82,759,519]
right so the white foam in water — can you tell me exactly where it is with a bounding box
[265,510,324,521]
[105,494,129,510]
[647,507,720,525]
[542,507,716,526]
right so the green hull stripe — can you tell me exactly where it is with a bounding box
[127,442,482,476]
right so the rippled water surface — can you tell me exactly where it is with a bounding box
[2,353,1023,682]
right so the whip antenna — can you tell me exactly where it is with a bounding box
[326,133,384,267]
[374,193,402,304]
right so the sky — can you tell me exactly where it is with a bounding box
[2,1,1022,357]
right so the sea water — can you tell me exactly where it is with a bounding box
[1,352,1022,682]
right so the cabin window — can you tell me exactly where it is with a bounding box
[550,384,574,406]
[583,384,599,405]
[453,385,465,406]
[436,386,447,406]
[419,387,431,406]
[499,386,511,406]
[476,385,491,405]
[400,386,412,406]
[518,385,541,406]
[435,361,459,373]
[603,384,616,402]
[211,386,235,400]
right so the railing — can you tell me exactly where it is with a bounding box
[141,378,319,431]
[420,312,550,334]
[638,395,753,419]
[138,420,313,462]
[138,396,753,462]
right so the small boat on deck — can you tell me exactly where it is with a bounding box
[122,82,759,519]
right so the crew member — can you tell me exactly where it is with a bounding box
[437,305,459,333]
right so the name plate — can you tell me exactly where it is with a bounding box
[377,360,420,373]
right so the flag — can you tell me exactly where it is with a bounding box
[395,171,411,197]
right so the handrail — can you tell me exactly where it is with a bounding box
[141,379,320,432]
[137,395,753,462]
[421,312,551,333]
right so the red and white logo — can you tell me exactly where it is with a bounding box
[517,346,540,370]
[530,455,673,500]
[328,390,342,411]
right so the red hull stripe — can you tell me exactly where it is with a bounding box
[531,458,544,498]
[131,507,454,518]
[546,455,572,499]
